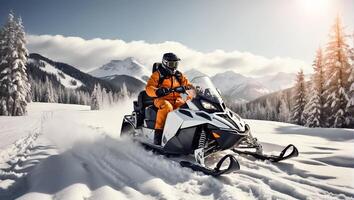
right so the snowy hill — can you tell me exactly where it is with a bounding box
[27,53,146,96]
[28,58,84,89]
[89,57,150,81]
[28,53,120,92]
[0,102,353,199]
[101,75,146,93]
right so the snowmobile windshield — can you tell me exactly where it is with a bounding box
[191,76,223,103]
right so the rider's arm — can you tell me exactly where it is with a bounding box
[180,74,193,88]
[146,72,160,97]
[180,73,194,100]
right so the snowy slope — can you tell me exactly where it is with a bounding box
[1,102,353,199]
[89,57,150,81]
[28,58,84,89]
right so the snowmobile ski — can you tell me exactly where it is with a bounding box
[180,154,240,176]
[232,144,299,162]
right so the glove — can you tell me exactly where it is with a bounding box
[174,86,186,93]
[156,87,171,97]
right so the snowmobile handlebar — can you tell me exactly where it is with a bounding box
[169,85,194,94]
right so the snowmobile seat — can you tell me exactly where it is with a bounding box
[133,90,157,128]
[134,91,154,112]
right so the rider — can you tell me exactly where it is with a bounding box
[146,53,192,145]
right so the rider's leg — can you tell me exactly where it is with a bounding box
[153,99,173,145]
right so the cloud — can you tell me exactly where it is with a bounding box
[26,34,311,76]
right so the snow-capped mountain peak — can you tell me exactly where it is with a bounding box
[89,57,150,80]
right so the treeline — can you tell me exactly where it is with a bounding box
[90,83,129,110]
[229,88,293,123]
[232,16,354,128]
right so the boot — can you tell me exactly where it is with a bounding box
[154,129,163,145]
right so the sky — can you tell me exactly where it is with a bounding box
[0,0,353,76]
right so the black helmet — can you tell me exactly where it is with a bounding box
[162,52,180,75]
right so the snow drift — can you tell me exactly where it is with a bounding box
[0,101,353,200]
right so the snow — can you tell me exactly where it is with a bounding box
[0,102,353,199]
[28,58,84,89]
[89,57,150,81]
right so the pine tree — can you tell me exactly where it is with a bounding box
[345,70,353,126]
[279,95,290,122]
[323,16,352,128]
[291,70,307,125]
[90,84,100,110]
[0,13,30,116]
[346,37,354,126]
[305,48,326,127]
[43,77,55,103]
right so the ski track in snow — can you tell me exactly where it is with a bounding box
[0,102,353,200]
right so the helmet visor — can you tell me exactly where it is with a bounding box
[163,60,179,70]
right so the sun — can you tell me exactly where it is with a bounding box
[297,0,331,14]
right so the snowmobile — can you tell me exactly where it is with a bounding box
[121,75,298,176]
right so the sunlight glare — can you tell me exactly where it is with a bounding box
[298,0,331,14]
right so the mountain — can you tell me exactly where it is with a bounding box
[89,57,150,81]
[87,58,298,103]
[28,57,85,90]
[28,53,120,93]
[101,75,145,93]
[184,69,208,80]
[210,71,269,103]
[211,71,253,93]
[255,72,297,91]
[227,81,270,102]
[184,69,271,103]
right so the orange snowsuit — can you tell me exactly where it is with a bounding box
[146,71,192,130]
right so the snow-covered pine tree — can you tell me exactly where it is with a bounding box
[43,77,55,103]
[0,13,30,116]
[304,90,322,127]
[101,87,109,107]
[0,21,7,115]
[279,94,290,123]
[291,69,307,125]
[90,84,100,110]
[15,17,31,104]
[346,36,354,127]
[120,83,129,100]
[323,16,352,128]
[0,13,15,116]
[345,70,353,127]
[305,47,326,127]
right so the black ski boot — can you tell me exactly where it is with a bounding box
[154,129,163,145]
